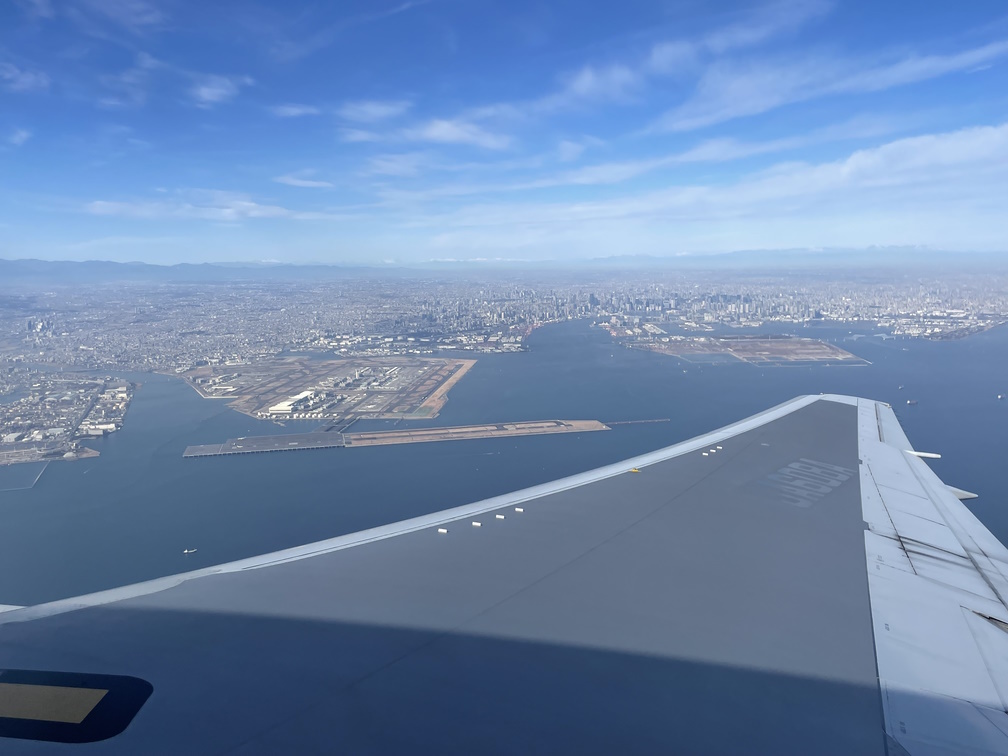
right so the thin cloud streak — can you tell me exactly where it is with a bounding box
[44,123,1008,259]
[654,39,1008,132]
[371,114,906,201]
[77,0,166,31]
[337,99,412,122]
[364,152,431,177]
[82,189,366,223]
[99,52,159,107]
[189,75,255,108]
[397,123,1008,250]
[270,104,321,117]
[15,0,54,19]
[0,62,50,92]
[269,0,431,61]
[274,171,334,188]
[403,119,511,150]
[460,0,832,122]
[340,128,382,143]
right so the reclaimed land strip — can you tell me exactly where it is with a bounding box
[345,419,608,447]
[401,359,476,418]
[183,435,345,458]
[633,336,870,366]
[183,419,609,458]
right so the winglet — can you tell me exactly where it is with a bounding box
[947,485,979,500]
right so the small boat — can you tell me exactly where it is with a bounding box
[907,399,918,406]
[183,548,197,555]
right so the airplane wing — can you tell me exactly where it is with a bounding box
[2,395,1007,754]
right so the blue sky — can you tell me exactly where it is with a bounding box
[1,0,1007,264]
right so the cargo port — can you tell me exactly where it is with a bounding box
[183,419,610,458]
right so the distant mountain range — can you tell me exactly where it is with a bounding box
[1,248,1005,284]
[0,259,387,284]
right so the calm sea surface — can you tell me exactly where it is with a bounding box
[0,319,1005,605]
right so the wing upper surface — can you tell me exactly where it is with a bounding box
[0,395,1004,754]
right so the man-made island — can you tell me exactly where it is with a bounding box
[183,420,609,458]
[0,369,133,466]
[602,325,869,366]
[182,357,476,421]
[642,334,868,366]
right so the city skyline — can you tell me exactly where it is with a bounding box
[2,0,1007,263]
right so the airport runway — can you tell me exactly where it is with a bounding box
[183,420,610,458]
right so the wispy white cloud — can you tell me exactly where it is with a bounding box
[273,170,333,188]
[647,41,697,76]
[99,52,159,107]
[400,122,1008,255]
[701,0,832,55]
[654,38,1008,132]
[85,189,339,221]
[373,115,902,200]
[547,64,640,107]
[0,62,50,92]
[362,149,564,180]
[462,63,642,121]
[189,75,255,108]
[270,103,321,117]
[99,55,256,110]
[364,152,440,177]
[15,0,53,19]
[831,40,1008,92]
[556,140,587,162]
[86,198,281,221]
[460,0,832,121]
[77,0,165,31]
[644,0,833,75]
[8,129,32,146]
[340,128,382,143]
[337,99,412,122]
[369,1,429,23]
[404,119,511,150]
[269,1,431,61]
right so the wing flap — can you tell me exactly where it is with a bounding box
[862,400,1008,753]
[882,684,1008,756]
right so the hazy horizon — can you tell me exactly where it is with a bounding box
[3,245,1008,270]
